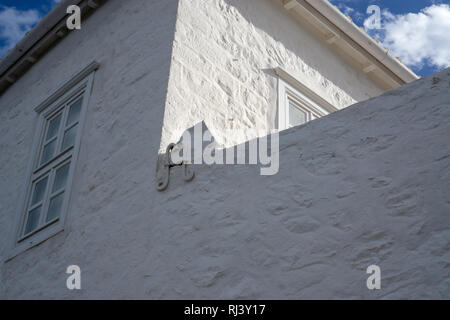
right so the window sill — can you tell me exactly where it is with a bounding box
[5,221,65,263]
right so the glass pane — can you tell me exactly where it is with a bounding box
[46,192,64,222]
[31,176,48,206]
[289,101,308,127]
[66,98,83,126]
[53,162,70,192]
[41,140,56,165]
[46,114,62,141]
[61,125,78,151]
[24,206,41,235]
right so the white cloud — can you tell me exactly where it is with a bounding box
[338,3,355,16]
[0,6,41,57]
[330,1,365,22]
[365,4,450,71]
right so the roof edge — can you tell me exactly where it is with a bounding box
[0,0,84,76]
[0,0,104,95]
[305,0,419,83]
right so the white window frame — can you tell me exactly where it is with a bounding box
[278,79,329,130]
[275,67,336,131]
[7,62,98,260]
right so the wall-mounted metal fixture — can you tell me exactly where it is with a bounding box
[157,143,195,191]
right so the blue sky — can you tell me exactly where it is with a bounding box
[0,0,57,12]
[328,0,450,76]
[0,0,59,56]
[0,0,449,77]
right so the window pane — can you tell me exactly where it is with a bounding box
[61,125,78,151]
[31,177,48,206]
[46,114,62,141]
[46,192,64,222]
[41,140,57,165]
[289,101,308,126]
[66,98,83,126]
[53,162,70,192]
[24,206,41,235]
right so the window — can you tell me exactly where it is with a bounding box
[275,68,335,131]
[278,79,328,129]
[21,96,83,239]
[287,96,321,127]
[9,62,98,259]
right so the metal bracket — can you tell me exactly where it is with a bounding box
[157,143,195,191]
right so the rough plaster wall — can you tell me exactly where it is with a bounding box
[160,0,385,150]
[157,70,449,300]
[0,0,179,298]
[1,29,448,299]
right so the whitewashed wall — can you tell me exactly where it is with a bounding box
[1,0,448,299]
[160,0,385,150]
[2,59,449,298]
[0,0,180,298]
[156,69,449,299]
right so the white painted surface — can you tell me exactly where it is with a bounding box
[160,0,385,150]
[0,0,180,298]
[0,0,448,300]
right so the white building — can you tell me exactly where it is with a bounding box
[2,0,448,299]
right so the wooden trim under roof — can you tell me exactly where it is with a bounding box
[280,0,419,90]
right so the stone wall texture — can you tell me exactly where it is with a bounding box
[0,0,449,299]
[0,0,180,298]
[160,0,385,150]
